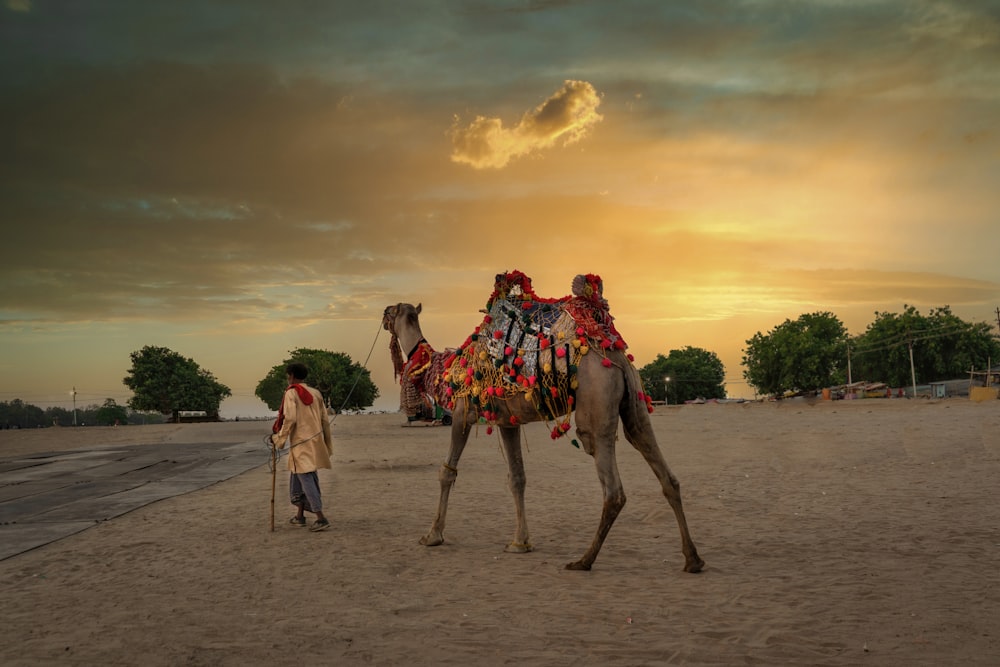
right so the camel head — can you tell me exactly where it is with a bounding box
[382,302,422,335]
[384,303,423,379]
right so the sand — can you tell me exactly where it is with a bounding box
[1,398,998,666]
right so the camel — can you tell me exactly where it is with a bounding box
[383,272,704,572]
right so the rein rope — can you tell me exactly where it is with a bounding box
[333,317,385,419]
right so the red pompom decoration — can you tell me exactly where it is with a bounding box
[602,358,612,368]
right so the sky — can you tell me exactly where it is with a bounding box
[2,0,999,418]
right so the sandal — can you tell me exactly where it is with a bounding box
[289,516,307,527]
[309,519,330,532]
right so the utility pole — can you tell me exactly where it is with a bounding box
[71,386,77,426]
[846,342,852,386]
[908,334,917,399]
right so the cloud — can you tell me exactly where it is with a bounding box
[450,80,603,169]
[905,1,1000,50]
[0,61,469,327]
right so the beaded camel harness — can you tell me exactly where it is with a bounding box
[442,271,653,440]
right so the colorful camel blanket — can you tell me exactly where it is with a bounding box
[444,271,644,439]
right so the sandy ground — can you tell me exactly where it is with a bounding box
[0,399,998,666]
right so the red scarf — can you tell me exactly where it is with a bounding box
[272,383,314,433]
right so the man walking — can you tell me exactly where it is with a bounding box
[271,362,334,532]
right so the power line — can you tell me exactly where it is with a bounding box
[849,323,971,356]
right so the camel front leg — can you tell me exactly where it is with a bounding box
[420,402,472,546]
[498,426,532,553]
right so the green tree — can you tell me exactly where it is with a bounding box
[743,312,848,396]
[75,404,99,426]
[0,399,46,428]
[639,347,726,404]
[123,346,232,423]
[95,398,129,426]
[126,410,166,425]
[850,305,1000,387]
[256,348,379,412]
[44,406,73,427]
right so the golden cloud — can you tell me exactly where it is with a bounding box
[450,80,603,169]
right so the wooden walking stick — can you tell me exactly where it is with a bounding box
[270,439,277,532]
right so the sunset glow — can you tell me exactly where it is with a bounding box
[2,1,998,416]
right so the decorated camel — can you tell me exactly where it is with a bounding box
[383,271,704,572]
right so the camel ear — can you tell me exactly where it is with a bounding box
[416,303,422,314]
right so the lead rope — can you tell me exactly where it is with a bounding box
[332,318,385,422]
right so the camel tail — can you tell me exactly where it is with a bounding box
[619,354,650,427]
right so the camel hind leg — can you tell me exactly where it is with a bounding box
[420,399,473,547]
[620,395,705,573]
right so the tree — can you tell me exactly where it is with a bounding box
[850,305,1000,387]
[95,398,129,426]
[0,399,46,429]
[44,406,73,427]
[638,347,726,404]
[123,346,232,423]
[256,348,379,413]
[743,312,848,396]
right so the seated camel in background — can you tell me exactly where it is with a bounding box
[383,271,704,572]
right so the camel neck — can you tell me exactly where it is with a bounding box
[395,327,425,360]
[406,337,427,360]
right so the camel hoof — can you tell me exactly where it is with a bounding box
[565,560,591,571]
[420,534,444,547]
[504,542,533,554]
[684,558,705,573]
